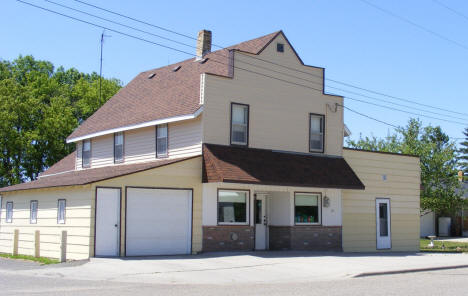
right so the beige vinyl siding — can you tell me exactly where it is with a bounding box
[124,126,156,164]
[202,34,344,156]
[75,118,202,169]
[0,186,93,260]
[342,149,420,252]
[91,134,114,168]
[168,117,202,158]
[93,157,203,255]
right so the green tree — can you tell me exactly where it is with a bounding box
[347,119,465,217]
[0,55,121,186]
[459,127,468,176]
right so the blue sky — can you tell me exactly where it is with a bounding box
[2,0,468,145]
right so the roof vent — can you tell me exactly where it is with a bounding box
[199,58,209,64]
[173,65,181,72]
[148,73,156,79]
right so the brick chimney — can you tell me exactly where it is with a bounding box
[196,30,212,59]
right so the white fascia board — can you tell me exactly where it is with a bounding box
[67,107,203,143]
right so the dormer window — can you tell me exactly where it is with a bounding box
[277,43,284,52]
[309,114,324,153]
[156,124,168,158]
[114,132,124,163]
[230,103,249,146]
[82,139,91,168]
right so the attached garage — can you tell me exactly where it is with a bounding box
[125,187,193,256]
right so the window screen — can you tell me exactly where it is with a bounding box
[310,114,324,152]
[30,200,38,224]
[156,124,168,157]
[82,139,91,167]
[6,202,13,223]
[114,132,124,163]
[231,104,249,146]
[57,199,66,224]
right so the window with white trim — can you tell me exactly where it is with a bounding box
[114,132,124,163]
[309,114,324,152]
[295,193,321,224]
[218,190,248,224]
[82,139,91,168]
[57,199,66,224]
[6,201,13,223]
[156,124,168,158]
[231,103,249,146]
[30,200,38,224]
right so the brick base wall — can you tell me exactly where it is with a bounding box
[202,226,254,252]
[269,226,342,251]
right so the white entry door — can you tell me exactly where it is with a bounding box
[95,188,121,256]
[255,194,268,250]
[126,188,192,256]
[376,198,391,249]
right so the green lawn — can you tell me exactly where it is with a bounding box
[420,238,468,253]
[0,253,59,265]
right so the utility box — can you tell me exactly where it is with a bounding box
[438,217,451,237]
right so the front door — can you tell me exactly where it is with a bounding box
[255,194,268,250]
[95,188,121,256]
[376,198,391,249]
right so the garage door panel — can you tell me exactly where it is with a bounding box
[126,188,192,256]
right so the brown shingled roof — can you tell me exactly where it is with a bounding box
[0,157,198,193]
[67,31,283,141]
[202,144,365,190]
[40,151,76,177]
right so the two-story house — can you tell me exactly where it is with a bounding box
[0,30,421,260]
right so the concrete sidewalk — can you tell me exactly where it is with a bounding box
[1,252,468,284]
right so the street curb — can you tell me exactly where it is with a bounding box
[354,264,468,278]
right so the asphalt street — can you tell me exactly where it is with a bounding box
[1,261,467,295]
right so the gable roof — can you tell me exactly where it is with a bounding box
[67,31,285,143]
[40,151,76,177]
[202,144,365,190]
[0,156,198,193]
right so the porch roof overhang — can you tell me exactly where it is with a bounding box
[202,144,365,190]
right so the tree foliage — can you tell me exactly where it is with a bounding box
[347,119,465,216]
[0,55,121,186]
[459,127,468,176]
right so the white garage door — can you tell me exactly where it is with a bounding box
[126,188,192,256]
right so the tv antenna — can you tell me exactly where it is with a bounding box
[99,30,111,103]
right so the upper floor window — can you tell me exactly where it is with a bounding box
[82,139,91,168]
[230,103,249,146]
[309,114,324,153]
[156,124,168,158]
[114,132,124,163]
[5,201,13,223]
[30,200,38,224]
[57,199,66,224]
[277,43,284,52]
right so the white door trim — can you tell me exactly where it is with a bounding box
[376,198,391,250]
[95,187,121,257]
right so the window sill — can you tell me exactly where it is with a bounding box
[294,223,322,226]
[217,222,249,226]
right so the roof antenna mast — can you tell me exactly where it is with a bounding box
[99,30,111,103]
